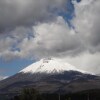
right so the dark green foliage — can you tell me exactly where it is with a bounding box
[20,88,38,100]
[12,88,43,100]
[2,88,100,100]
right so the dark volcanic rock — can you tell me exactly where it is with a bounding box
[0,71,100,94]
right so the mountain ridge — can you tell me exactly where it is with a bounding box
[0,57,100,98]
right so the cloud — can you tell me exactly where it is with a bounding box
[0,0,100,74]
[0,0,67,33]
[0,16,85,60]
[72,0,100,53]
[61,51,100,74]
[32,16,84,58]
[6,16,84,59]
[0,27,32,60]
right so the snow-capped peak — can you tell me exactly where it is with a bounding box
[20,58,89,74]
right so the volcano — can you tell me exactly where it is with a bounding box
[20,58,87,74]
[0,58,100,95]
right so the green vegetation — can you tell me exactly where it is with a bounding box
[11,88,42,100]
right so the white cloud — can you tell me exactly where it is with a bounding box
[14,16,84,59]
[72,0,100,53]
[0,16,84,59]
[61,52,100,74]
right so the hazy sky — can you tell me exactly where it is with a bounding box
[0,0,100,78]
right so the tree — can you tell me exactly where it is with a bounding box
[19,88,41,100]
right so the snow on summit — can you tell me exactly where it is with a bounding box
[20,58,88,74]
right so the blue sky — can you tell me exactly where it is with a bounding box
[0,58,34,76]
